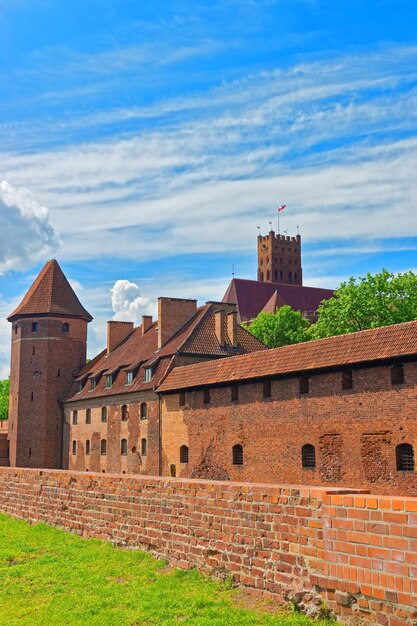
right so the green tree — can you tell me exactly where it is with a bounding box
[244,305,312,348]
[313,268,417,339]
[0,378,9,421]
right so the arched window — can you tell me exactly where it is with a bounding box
[266,270,270,281]
[86,440,90,455]
[101,406,107,423]
[86,408,91,424]
[141,438,147,456]
[121,439,127,455]
[62,323,69,333]
[302,444,316,469]
[140,403,147,420]
[101,439,107,455]
[121,405,128,421]
[260,272,264,282]
[72,440,77,455]
[232,444,243,465]
[72,410,78,425]
[396,443,414,471]
[288,271,292,281]
[180,445,189,463]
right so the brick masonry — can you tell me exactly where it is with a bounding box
[0,467,416,625]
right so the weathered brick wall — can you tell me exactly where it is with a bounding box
[161,361,417,494]
[0,468,416,624]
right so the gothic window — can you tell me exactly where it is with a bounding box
[266,270,270,281]
[86,408,91,424]
[140,403,147,420]
[391,364,404,385]
[100,439,107,455]
[180,445,189,463]
[280,271,283,280]
[396,443,414,471]
[299,376,309,395]
[101,406,107,423]
[302,444,316,469]
[121,405,128,421]
[342,370,353,390]
[72,410,78,425]
[288,272,292,281]
[141,438,147,456]
[232,444,243,465]
[294,272,297,281]
[72,440,77,455]
[86,440,90,455]
[121,439,127,455]
[260,272,264,282]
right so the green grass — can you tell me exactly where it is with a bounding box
[0,514,333,626]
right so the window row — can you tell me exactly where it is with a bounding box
[300,443,415,472]
[78,367,154,393]
[30,322,70,333]
[72,438,148,457]
[72,403,147,425]
[179,364,406,406]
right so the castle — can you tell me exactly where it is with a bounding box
[3,231,417,496]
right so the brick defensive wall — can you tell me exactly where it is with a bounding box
[0,467,416,625]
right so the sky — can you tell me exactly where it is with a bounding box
[1,0,417,375]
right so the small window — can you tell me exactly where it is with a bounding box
[299,376,309,395]
[90,378,97,391]
[396,443,414,471]
[302,444,316,469]
[126,371,133,385]
[391,365,404,386]
[232,444,243,465]
[105,375,113,389]
[77,381,83,393]
[231,385,239,402]
[121,405,128,421]
[341,370,353,390]
[86,408,91,424]
[170,464,176,477]
[140,403,147,420]
[101,406,107,423]
[141,438,147,456]
[179,392,186,407]
[203,389,211,404]
[32,346,35,356]
[72,440,77,455]
[86,440,90,455]
[31,392,34,402]
[294,272,297,281]
[288,272,292,281]
[263,380,271,398]
[101,439,107,455]
[72,410,78,425]
[180,445,189,463]
[62,323,69,333]
[31,322,39,332]
[144,367,153,382]
[121,439,127,455]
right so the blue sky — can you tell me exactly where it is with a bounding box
[1,0,417,373]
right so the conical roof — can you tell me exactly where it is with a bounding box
[8,259,93,322]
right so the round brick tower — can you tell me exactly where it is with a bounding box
[7,260,92,469]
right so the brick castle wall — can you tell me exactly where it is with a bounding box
[0,467,416,625]
[161,361,417,494]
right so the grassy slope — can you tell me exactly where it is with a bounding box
[0,514,333,626]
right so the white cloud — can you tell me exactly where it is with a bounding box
[110,279,156,323]
[0,181,60,274]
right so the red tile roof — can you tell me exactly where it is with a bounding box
[222,278,333,323]
[65,302,265,402]
[157,320,417,392]
[8,259,93,322]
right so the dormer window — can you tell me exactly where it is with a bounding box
[77,381,83,393]
[90,378,97,391]
[105,375,113,389]
[144,367,153,382]
[126,371,133,385]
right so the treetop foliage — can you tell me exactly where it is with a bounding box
[0,378,9,421]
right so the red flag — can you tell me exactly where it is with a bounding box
[278,204,286,212]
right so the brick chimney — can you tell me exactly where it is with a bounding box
[107,321,134,354]
[227,310,238,347]
[214,310,225,346]
[142,315,153,335]
[158,297,197,349]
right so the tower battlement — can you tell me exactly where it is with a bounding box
[257,230,302,285]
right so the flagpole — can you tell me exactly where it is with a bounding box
[278,210,280,235]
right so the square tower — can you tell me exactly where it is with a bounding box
[257,231,303,285]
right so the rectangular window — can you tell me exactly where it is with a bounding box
[126,371,133,385]
[299,376,309,395]
[105,375,113,389]
[31,322,39,332]
[179,392,186,407]
[391,364,404,385]
[77,381,83,393]
[86,409,91,424]
[203,389,211,404]
[341,370,353,390]
[263,380,271,398]
[231,384,239,402]
[90,378,96,391]
[144,367,153,382]
[72,410,78,425]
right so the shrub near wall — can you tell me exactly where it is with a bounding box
[0,468,416,625]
